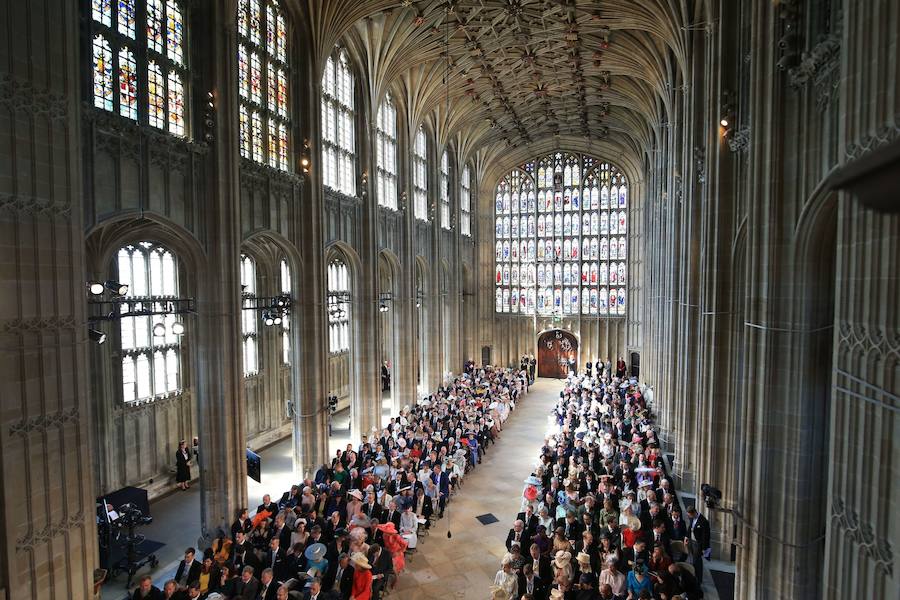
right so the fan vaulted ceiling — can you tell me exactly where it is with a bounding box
[300,0,698,180]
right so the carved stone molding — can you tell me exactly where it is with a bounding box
[16,512,85,551]
[788,26,841,111]
[837,321,900,361]
[845,121,900,162]
[84,105,210,156]
[832,496,894,577]
[0,74,68,122]
[9,408,80,437]
[693,147,706,184]
[239,158,303,188]
[117,392,185,420]
[1,315,78,334]
[0,192,73,219]
[727,126,751,153]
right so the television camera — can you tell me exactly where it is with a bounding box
[103,502,158,587]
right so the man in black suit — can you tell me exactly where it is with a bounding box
[686,506,711,558]
[518,563,547,600]
[258,494,280,518]
[382,500,402,529]
[303,578,325,600]
[668,562,702,599]
[322,552,353,598]
[233,566,260,600]
[516,505,540,537]
[527,543,553,584]
[173,548,200,589]
[361,490,383,521]
[266,538,293,583]
[505,519,531,551]
[369,544,393,600]
[557,511,584,542]
[131,575,164,600]
[258,568,278,600]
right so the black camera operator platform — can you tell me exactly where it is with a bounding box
[103,501,159,587]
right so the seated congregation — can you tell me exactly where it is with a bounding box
[130,365,530,600]
[492,366,709,600]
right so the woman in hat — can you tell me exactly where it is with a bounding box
[552,550,574,592]
[489,585,508,600]
[349,551,373,600]
[493,555,519,600]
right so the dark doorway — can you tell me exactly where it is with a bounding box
[481,345,491,366]
[630,352,640,378]
[537,330,578,378]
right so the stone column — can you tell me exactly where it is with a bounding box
[0,1,98,597]
[193,1,250,542]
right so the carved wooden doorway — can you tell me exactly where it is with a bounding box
[537,330,578,378]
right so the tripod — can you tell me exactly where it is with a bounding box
[111,522,159,587]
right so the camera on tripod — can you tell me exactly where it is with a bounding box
[104,502,158,587]
[117,503,154,528]
[701,483,723,509]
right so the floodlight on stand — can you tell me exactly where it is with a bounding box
[152,322,167,337]
[104,280,129,295]
[171,321,185,335]
[88,281,105,295]
[89,329,107,344]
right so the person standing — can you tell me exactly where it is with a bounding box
[175,440,191,490]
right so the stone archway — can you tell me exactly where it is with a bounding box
[537,329,578,378]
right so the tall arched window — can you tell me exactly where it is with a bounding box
[375,93,398,209]
[321,49,356,196]
[241,254,259,375]
[327,259,350,354]
[460,164,472,237]
[280,258,291,365]
[413,127,429,221]
[90,0,188,136]
[493,152,628,316]
[116,242,182,403]
[237,0,290,170]
[440,150,451,229]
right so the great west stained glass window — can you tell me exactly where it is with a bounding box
[494,153,627,316]
[90,0,188,136]
[237,0,290,170]
[322,49,356,196]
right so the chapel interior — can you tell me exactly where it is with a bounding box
[0,0,898,599]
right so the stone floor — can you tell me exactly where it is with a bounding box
[101,380,721,600]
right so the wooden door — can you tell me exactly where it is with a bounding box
[537,330,579,378]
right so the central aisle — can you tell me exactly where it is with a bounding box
[391,378,562,600]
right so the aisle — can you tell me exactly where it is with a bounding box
[390,378,562,600]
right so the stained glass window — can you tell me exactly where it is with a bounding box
[237,0,290,170]
[322,49,357,195]
[494,153,627,316]
[327,259,350,354]
[93,35,114,111]
[241,254,259,376]
[376,93,398,209]
[460,164,472,236]
[116,242,182,403]
[413,127,429,221]
[440,151,451,230]
[89,0,189,135]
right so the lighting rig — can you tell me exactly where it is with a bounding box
[86,280,193,344]
[378,292,393,313]
[326,291,350,320]
[242,293,292,326]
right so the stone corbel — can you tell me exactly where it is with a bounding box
[787,18,841,111]
[727,126,751,153]
[0,74,68,122]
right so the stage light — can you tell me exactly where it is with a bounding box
[379,303,389,312]
[171,321,185,335]
[105,280,129,295]
[88,282,105,295]
[153,322,167,337]
[89,329,107,344]
[263,311,275,326]
[273,315,282,325]
[720,117,729,128]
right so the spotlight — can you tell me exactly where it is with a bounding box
[263,311,275,327]
[300,157,310,167]
[720,117,729,128]
[416,301,421,308]
[273,314,282,325]
[152,322,167,337]
[89,329,107,344]
[88,281,105,295]
[379,303,388,312]
[171,321,185,335]
[105,280,128,295]
[275,295,288,308]
[701,483,723,509]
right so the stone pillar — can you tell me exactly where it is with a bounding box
[193,1,250,542]
[0,1,98,597]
